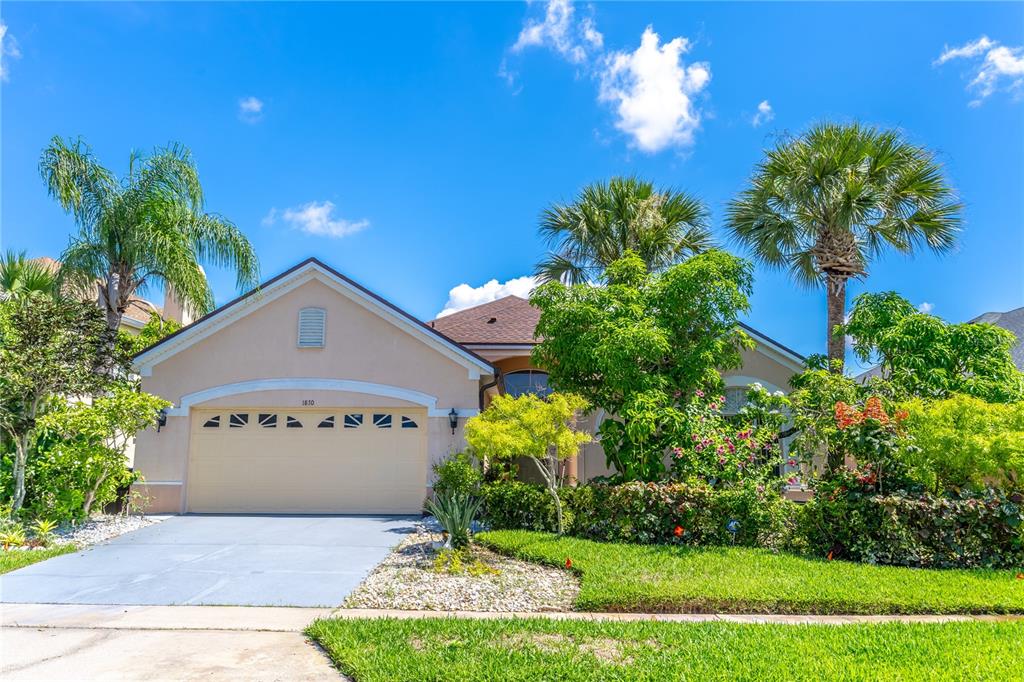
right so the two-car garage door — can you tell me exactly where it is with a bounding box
[186,407,427,514]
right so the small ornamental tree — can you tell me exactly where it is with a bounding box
[35,386,170,518]
[531,250,754,481]
[0,295,114,510]
[844,291,1024,402]
[464,392,591,535]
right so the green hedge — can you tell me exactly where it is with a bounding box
[797,480,1024,569]
[480,480,793,550]
[479,480,1024,569]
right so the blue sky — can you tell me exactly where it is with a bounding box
[2,2,1022,367]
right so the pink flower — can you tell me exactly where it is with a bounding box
[691,434,699,442]
[716,446,725,455]
[787,459,797,467]
[695,389,705,398]
[718,457,727,465]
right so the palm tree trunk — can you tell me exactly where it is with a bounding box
[825,273,847,373]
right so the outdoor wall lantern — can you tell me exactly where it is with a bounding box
[156,407,168,433]
[448,408,459,434]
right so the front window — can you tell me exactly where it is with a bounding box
[503,370,551,398]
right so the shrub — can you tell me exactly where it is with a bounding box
[796,475,1024,569]
[573,481,795,549]
[480,480,793,549]
[479,480,573,533]
[426,493,482,549]
[432,452,483,499]
[899,395,1024,493]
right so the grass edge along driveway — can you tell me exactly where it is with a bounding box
[307,617,1024,682]
[0,545,76,574]
[477,530,1024,615]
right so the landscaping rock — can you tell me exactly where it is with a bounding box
[342,530,578,612]
[55,514,164,548]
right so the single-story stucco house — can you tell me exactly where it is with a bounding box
[132,258,805,515]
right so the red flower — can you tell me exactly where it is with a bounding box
[565,557,573,569]
[827,550,834,561]
[1016,573,1024,581]
[673,525,684,538]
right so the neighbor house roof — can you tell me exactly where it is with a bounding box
[29,256,159,328]
[432,295,806,370]
[429,296,540,345]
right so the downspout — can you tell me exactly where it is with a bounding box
[478,369,502,410]
[477,370,502,477]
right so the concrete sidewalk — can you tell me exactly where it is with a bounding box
[1,604,341,682]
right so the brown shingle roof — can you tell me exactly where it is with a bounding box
[430,296,540,345]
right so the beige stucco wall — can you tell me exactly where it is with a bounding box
[133,277,483,513]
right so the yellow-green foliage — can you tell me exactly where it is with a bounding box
[901,394,1024,492]
[465,393,591,463]
[431,548,500,577]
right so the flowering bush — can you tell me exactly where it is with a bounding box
[828,396,917,494]
[669,384,793,488]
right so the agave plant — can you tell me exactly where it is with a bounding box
[427,493,482,550]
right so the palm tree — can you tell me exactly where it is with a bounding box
[726,123,961,371]
[39,136,260,334]
[535,177,713,284]
[0,251,60,300]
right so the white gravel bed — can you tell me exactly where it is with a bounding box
[54,514,165,547]
[343,529,579,612]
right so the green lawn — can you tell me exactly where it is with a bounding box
[0,544,76,574]
[477,530,1024,615]
[308,617,1024,681]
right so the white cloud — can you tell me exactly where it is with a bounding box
[238,96,264,123]
[597,27,711,153]
[0,21,22,82]
[751,99,774,127]
[436,275,538,318]
[934,36,995,65]
[511,0,601,65]
[263,201,369,239]
[505,5,710,153]
[917,302,935,314]
[935,35,1024,105]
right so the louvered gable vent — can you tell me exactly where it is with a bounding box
[297,307,326,348]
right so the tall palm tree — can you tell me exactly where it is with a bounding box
[535,177,712,284]
[39,136,260,334]
[726,123,961,371]
[0,251,60,300]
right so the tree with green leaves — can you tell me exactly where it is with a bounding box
[727,123,962,371]
[35,387,170,518]
[844,291,1024,402]
[531,250,754,481]
[535,176,712,284]
[0,296,115,510]
[119,311,182,357]
[465,392,591,535]
[39,136,260,335]
[0,251,60,300]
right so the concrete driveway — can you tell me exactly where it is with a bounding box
[0,515,415,607]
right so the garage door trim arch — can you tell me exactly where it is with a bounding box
[167,378,477,417]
